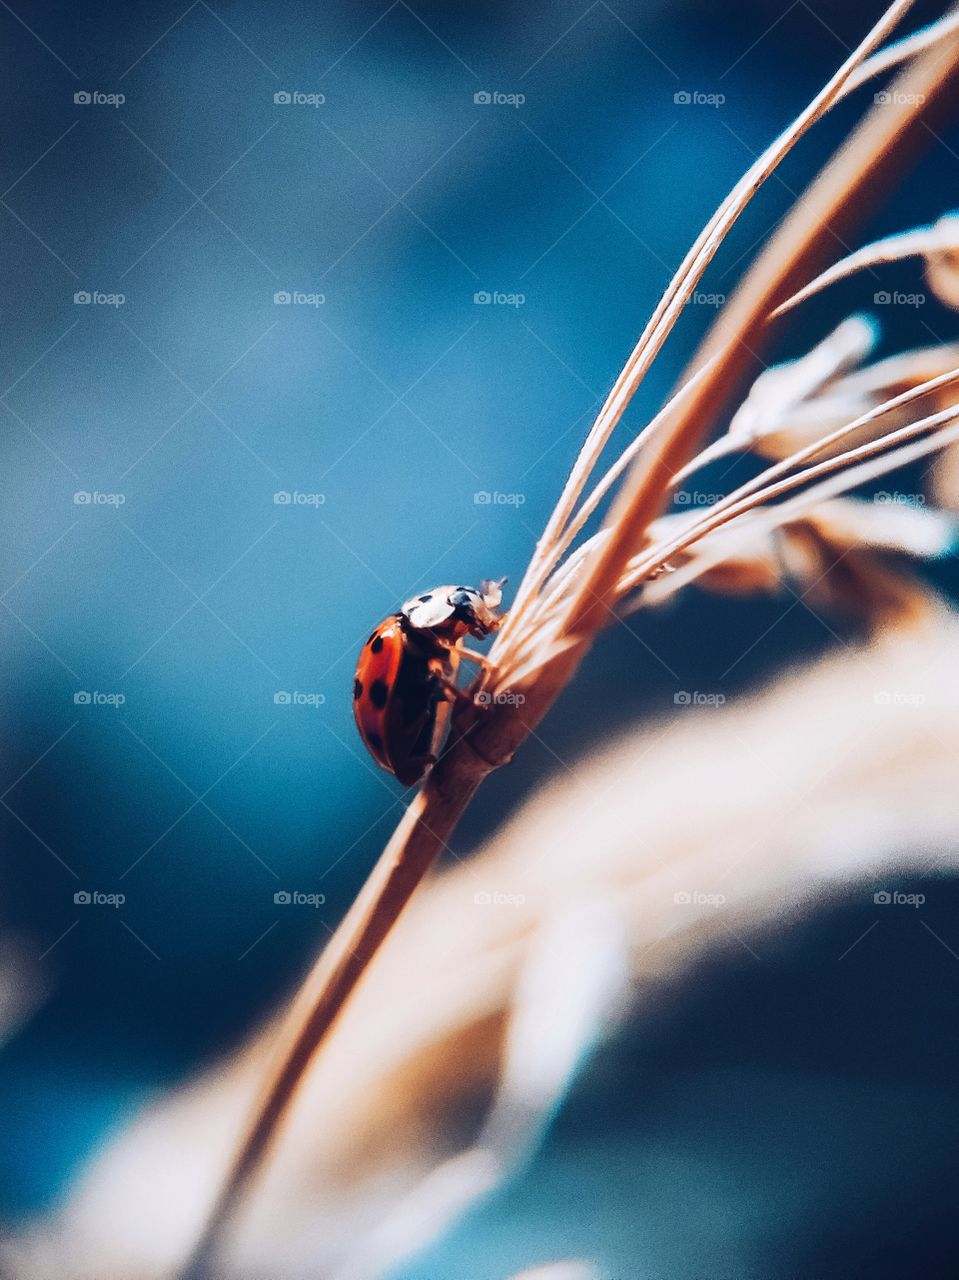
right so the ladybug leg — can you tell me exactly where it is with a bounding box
[454,646,495,670]
[439,679,470,706]
[433,639,495,672]
[426,658,470,707]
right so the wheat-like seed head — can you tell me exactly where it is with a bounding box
[485,3,959,701]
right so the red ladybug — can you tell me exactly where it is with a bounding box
[353,580,505,786]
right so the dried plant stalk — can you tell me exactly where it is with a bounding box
[773,213,959,315]
[181,8,959,1273]
[558,7,953,638]
[498,0,922,647]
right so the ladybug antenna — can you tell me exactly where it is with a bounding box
[480,577,507,609]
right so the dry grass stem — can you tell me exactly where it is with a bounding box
[554,9,955,641]
[773,213,959,315]
[498,0,921,647]
[179,7,959,1273]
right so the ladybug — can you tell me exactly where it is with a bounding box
[353,580,506,786]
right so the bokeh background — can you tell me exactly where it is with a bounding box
[2,0,959,1275]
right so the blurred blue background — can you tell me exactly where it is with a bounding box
[2,0,959,1274]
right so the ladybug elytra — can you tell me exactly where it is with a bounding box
[353,580,505,786]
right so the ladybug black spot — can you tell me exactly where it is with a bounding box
[367,730,383,751]
[369,679,389,709]
[418,593,433,602]
[370,635,384,654]
[353,679,363,700]
[367,631,379,647]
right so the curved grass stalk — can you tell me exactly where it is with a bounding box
[581,314,877,519]
[615,366,959,586]
[846,4,959,89]
[497,386,959,689]
[518,357,723,597]
[773,220,959,316]
[618,401,959,596]
[521,6,959,615]
[502,353,959,687]
[556,2,949,642]
[179,9,959,1275]
[631,414,959,609]
[494,0,919,654]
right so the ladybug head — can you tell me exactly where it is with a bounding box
[401,578,506,640]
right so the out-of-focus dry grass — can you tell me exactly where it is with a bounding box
[10,595,959,1280]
